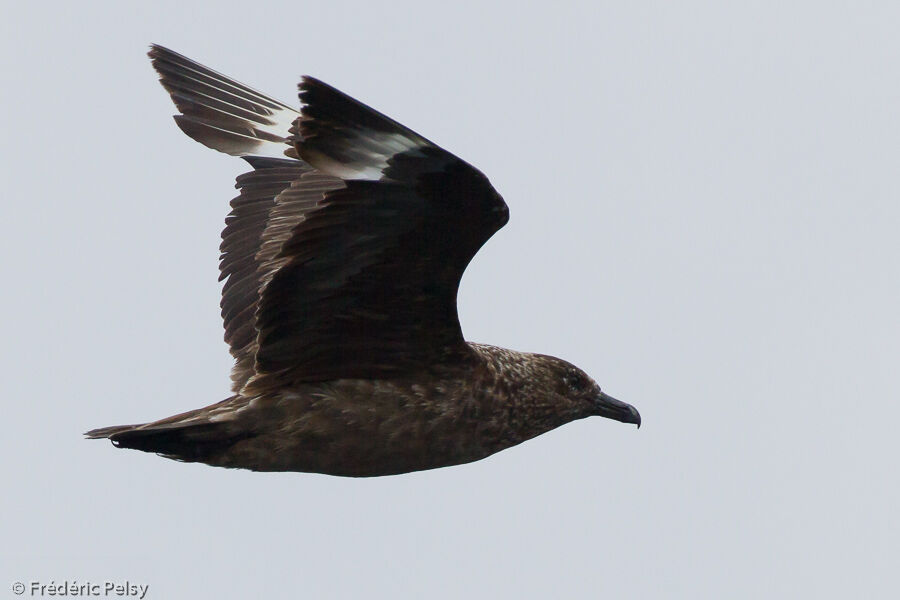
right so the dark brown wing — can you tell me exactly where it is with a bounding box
[244,78,509,390]
[150,46,509,390]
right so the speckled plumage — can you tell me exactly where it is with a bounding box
[86,46,640,477]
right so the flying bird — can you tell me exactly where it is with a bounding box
[86,45,640,476]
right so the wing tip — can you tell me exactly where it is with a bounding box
[148,44,299,158]
[147,43,186,70]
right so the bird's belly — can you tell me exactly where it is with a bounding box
[224,385,507,476]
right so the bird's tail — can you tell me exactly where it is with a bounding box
[85,401,254,463]
[84,423,141,439]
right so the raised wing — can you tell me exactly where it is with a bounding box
[150,46,509,392]
[244,77,509,391]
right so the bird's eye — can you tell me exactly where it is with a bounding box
[565,372,588,392]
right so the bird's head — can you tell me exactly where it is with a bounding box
[534,355,641,428]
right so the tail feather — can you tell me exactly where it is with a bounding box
[84,424,141,439]
[85,400,254,463]
[87,422,253,463]
[119,424,252,462]
[149,44,299,158]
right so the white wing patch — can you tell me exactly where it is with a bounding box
[303,130,429,181]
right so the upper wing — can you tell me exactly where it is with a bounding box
[244,77,509,391]
[149,46,509,391]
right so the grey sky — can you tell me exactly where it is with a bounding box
[2,1,898,598]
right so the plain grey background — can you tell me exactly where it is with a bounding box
[2,1,897,598]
